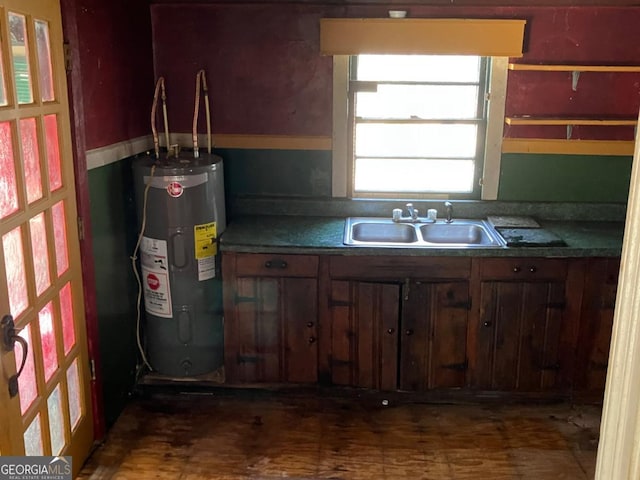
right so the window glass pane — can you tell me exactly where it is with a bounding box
[0,34,8,106]
[20,118,43,203]
[39,302,58,382]
[60,282,75,355]
[34,20,55,102]
[357,55,481,83]
[15,324,37,414]
[44,115,62,190]
[0,121,19,218]
[66,358,82,430]
[3,226,28,317]
[52,201,69,276]
[355,123,478,158]
[357,85,480,120]
[355,158,475,193]
[47,383,65,455]
[24,414,44,456]
[9,13,33,104]
[29,212,51,296]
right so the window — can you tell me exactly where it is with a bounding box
[349,54,489,198]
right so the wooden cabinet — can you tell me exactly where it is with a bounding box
[399,281,470,391]
[222,253,319,384]
[469,258,580,392]
[574,258,620,394]
[328,280,399,390]
[324,256,471,392]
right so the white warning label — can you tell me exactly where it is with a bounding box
[198,256,216,281]
[140,236,173,318]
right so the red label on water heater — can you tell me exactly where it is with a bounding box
[147,273,160,290]
[167,182,183,197]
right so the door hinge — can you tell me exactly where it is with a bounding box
[89,358,97,380]
[63,42,72,73]
[77,216,85,241]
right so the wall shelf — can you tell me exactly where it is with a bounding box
[501,138,635,156]
[508,63,640,90]
[505,117,637,139]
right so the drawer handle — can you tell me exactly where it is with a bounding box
[405,329,414,336]
[483,321,492,327]
[529,266,537,273]
[513,266,521,273]
[387,328,395,335]
[308,336,316,344]
[265,260,288,269]
[307,322,314,328]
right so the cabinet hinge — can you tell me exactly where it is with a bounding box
[234,294,257,304]
[441,360,468,371]
[89,358,96,380]
[540,363,560,371]
[77,216,85,241]
[237,354,262,364]
[329,299,351,308]
[546,301,566,309]
[63,42,72,73]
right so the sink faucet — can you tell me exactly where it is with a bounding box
[392,203,420,223]
[444,201,453,223]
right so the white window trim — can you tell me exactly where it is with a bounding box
[331,55,507,199]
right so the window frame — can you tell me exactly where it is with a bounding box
[347,54,490,199]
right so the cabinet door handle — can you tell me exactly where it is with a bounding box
[483,321,492,327]
[387,328,395,335]
[308,336,316,344]
[529,266,537,273]
[264,260,288,269]
[405,329,414,336]
[307,322,314,328]
[513,266,521,273]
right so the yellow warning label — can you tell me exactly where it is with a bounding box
[194,222,217,259]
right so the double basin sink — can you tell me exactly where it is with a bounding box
[344,217,506,248]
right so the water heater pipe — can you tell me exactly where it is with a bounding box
[151,77,171,158]
[192,69,212,158]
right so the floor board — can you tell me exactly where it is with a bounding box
[78,391,600,479]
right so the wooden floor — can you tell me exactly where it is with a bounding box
[78,390,600,479]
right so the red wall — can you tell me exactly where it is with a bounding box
[151,4,640,142]
[76,0,154,150]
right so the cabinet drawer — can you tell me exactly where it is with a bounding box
[235,253,318,277]
[479,258,567,280]
[330,256,471,280]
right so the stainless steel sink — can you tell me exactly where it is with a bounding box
[344,218,506,248]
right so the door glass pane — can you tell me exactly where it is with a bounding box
[24,413,44,456]
[39,302,58,382]
[44,115,62,191]
[29,213,51,296]
[9,13,33,104]
[0,35,7,106]
[0,121,19,218]
[47,383,65,455]
[52,201,68,276]
[66,358,82,430]
[34,20,54,102]
[15,324,37,414]
[20,118,43,203]
[59,282,75,354]
[3,226,28,317]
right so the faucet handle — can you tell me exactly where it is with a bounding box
[392,208,402,221]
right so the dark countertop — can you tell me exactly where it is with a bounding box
[220,215,624,257]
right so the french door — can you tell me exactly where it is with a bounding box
[0,0,93,475]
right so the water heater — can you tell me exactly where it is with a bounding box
[133,153,225,377]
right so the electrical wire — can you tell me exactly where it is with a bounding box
[130,164,156,371]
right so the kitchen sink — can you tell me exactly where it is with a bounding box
[344,218,506,248]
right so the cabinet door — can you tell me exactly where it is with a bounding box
[575,258,620,392]
[225,276,318,383]
[400,281,470,391]
[474,281,566,391]
[329,281,400,390]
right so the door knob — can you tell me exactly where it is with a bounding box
[387,328,395,335]
[1,315,28,398]
[308,336,316,344]
[405,329,414,336]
